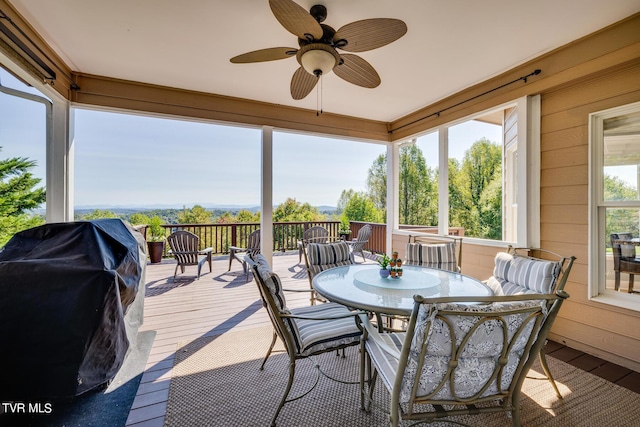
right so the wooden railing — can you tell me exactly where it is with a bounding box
[143,220,462,258]
[350,221,386,255]
[155,221,341,256]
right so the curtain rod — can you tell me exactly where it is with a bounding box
[388,69,541,134]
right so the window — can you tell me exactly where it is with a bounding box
[398,96,539,246]
[0,66,48,245]
[589,101,640,311]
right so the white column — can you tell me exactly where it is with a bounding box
[438,127,449,234]
[46,98,72,222]
[261,126,274,265]
[386,142,399,253]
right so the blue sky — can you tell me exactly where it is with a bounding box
[1,67,503,209]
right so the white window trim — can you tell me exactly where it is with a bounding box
[588,100,640,312]
[392,95,540,248]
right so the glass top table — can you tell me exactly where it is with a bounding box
[312,264,493,316]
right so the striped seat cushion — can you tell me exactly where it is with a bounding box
[307,241,352,277]
[405,242,458,272]
[486,252,561,296]
[364,332,406,391]
[290,303,362,356]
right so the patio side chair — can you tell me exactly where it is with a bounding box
[228,228,260,280]
[359,291,569,427]
[346,223,372,263]
[297,225,329,264]
[245,253,364,427]
[405,234,463,272]
[610,232,640,292]
[166,230,213,280]
[485,246,576,398]
[302,239,353,305]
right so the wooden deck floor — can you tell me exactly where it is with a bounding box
[125,251,640,427]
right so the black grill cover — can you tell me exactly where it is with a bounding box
[0,219,146,400]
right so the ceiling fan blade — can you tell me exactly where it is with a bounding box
[269,0,323,41]
[333,54,381,88]
[334,19,407,53]
[290,67,318,100]
[230,47,297,63]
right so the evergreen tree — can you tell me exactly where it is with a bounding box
[0,148,46,246]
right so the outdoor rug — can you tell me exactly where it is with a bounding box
[165,326,640,427]
[1,330,156,427]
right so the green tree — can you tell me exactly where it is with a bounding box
[235,209,260,223]
[364,145,437,225]
[178,205,212,224]
[366,154,387,211]
[79,209,118,220]
[273,198,325,222]
[336,189,356,215]
[604,175,640,241]
[450,138,502,238]
[341,191,383,223]
[0,149,46,246]
[399,145,437,225]
[129,212,151,225]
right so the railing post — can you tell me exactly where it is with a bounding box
[231,224,237,249]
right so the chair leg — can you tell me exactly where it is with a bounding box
[629,274,635,293]
[173,264,179,280]
[207,253,212,273]
[260,331,278,370]
[228,251,234,271]
[270,359,296,427]
[614,271,621,291]
[538,349,562,399]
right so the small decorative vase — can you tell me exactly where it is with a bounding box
[390,268,397,278]
[379,269,390,278]
[397,268,403,277]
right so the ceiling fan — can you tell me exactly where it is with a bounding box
[230,0,407,100]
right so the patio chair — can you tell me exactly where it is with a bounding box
[405,234,463,272]
[228,228,260,280]
[485,245,576,399]
[297,225,329,263]
[166,230,213,280]
[610,232,640,293]
[245,253,364,427]
[302,239,352,305]
[359,291,569,427]
[346,224,372,263]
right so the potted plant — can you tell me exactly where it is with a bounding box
[146,215,166,264]
[338,217,351,241]
[377,253,391,278]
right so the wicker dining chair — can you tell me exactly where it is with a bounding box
[166,230,213,280]
[360,291,569,427]
[246,253,363,427]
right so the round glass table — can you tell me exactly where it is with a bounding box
[312,264,493,316]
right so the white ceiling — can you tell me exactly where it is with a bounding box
[8,0,640,122]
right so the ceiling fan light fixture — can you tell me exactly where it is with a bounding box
[297,43,339,77]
